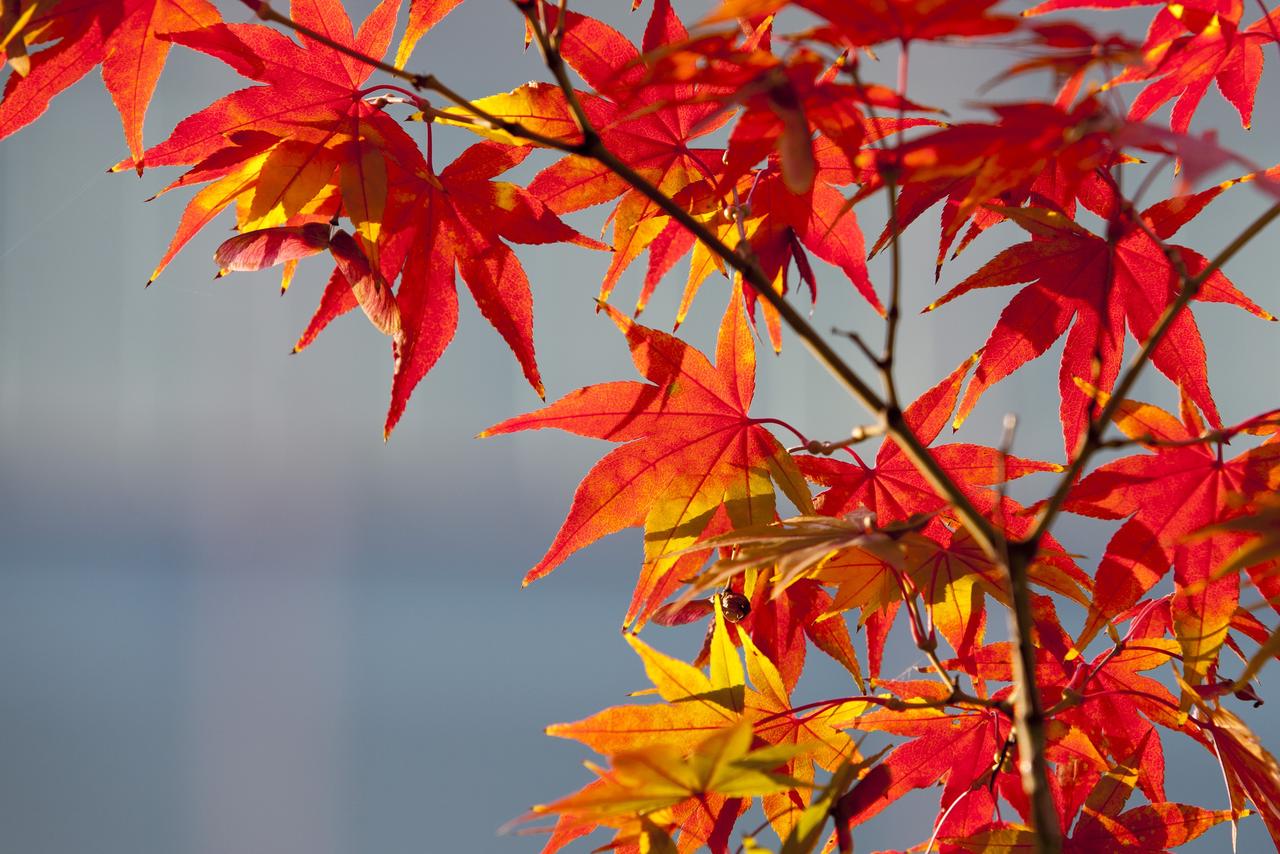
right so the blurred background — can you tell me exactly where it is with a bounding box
[2,1,1278,851]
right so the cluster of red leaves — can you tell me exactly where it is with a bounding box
[6,0,1280,851]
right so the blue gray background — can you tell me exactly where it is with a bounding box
[2,2,1278,852]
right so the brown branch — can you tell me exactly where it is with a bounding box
[239,5,1154,850]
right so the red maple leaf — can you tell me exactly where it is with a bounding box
[1120,1,1280,133]
[928,181,1274,456]
[480,291,812,590]
[289,139,605,435]
[1063,389,1280,686]
[118,0,422,283]
[114,0,412,174]
[1029,0,1280,133]
[0,0,222,167]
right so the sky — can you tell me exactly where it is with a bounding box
[2,1,1279,852]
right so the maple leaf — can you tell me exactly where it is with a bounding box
[480,291,813,589]
[928,181,1275,456]
[122,0,417,283]
[1031,0,1280,133]
[532,719,806,844]
[1064,388,1280,686]
[118,0,604,434]
[543,601,862,849]
[376,139,605,434]
[0,0,222,167]
[251,138,604,436]
[113,0,408,175]
[540,718,807,816]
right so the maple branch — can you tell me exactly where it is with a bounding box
[986,408,1058,851]
[880,177,904,411]
[878,43,911,411]
[834,326,884,368]
[244,8,1061,846]
[1001,540,1061,852]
